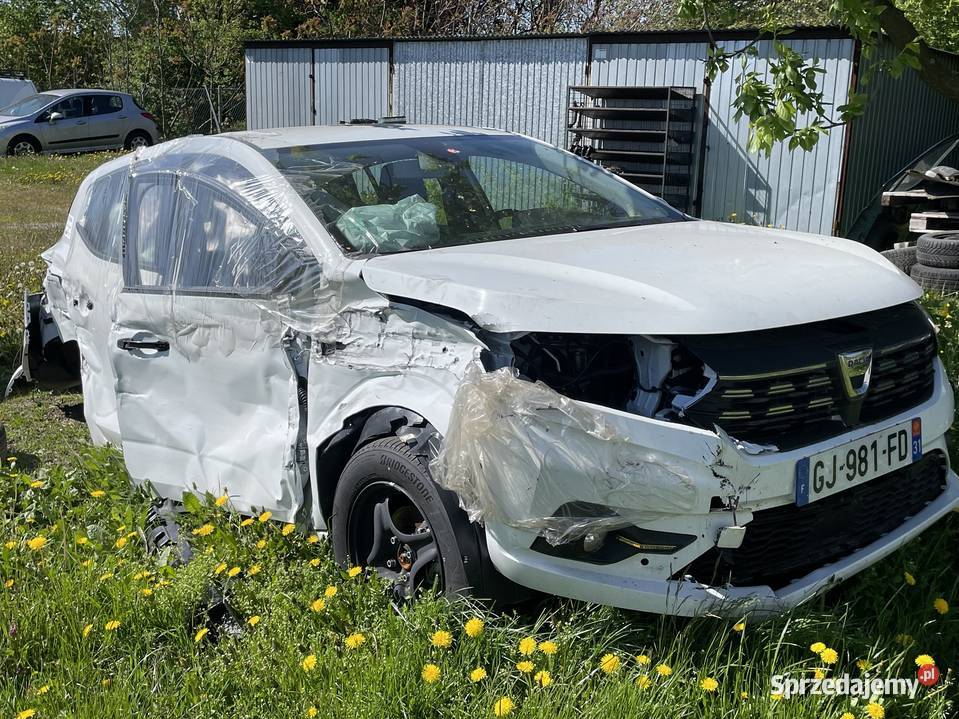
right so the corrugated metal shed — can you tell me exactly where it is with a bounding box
[314,46,390,125]
[839,44,959,234]
[245,47,313,129]
[393,38,587,146]
[702,38,854,235]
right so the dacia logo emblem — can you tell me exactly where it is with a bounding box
[837,348,873,399]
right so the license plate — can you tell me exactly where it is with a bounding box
[795,418,922,506]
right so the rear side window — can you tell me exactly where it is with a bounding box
[172,177,273,293]
[85,95,123,116]
[125,173,178,288]
[76,171,126,261]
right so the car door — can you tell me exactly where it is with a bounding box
[36,95,90,151]
[109,170,305,519]
[83,94,127,148]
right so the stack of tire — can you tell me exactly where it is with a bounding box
[883,233,959,293]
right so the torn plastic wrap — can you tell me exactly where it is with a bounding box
[431,363,697,546]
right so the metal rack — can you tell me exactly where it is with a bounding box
[567,85,697,212]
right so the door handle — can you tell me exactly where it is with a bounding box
[117,338,169,352]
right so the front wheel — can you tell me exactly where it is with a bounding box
[7,135,39,156]
[331,436,485,600]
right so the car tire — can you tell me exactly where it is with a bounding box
[881,246,918,275]
[916,232,959,269]
[910,263,959,293]
[7,135,40,156]
[330,436,488,600]
[124,130,153,150]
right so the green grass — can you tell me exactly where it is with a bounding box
[0,155,957,719]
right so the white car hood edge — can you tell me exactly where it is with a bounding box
[361,220,921,335]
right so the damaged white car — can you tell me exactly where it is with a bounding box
[17,124,959,616]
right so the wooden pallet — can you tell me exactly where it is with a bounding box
[908,211,959,233]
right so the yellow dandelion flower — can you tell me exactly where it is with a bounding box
[215,494,228,507]
[76,535,88,545]
[866,702,885,719]
[105,620,120,631]
[247,564,261,576]
[114,537,128,549]
[636,675,652,689]
[90,489,106,498]
[470,667,488,683]
[534,669,552,687]
[904,571,916,586]
[431,630,453,649]
[81,559,93,568]
[141,588,153,597]
[4,579,12,589]
[258,511,272,523]
[310,598,326,613]
[255,539,267,550]
[248,615,261,627]
[857,659,872,671]
[240,518,254,527]
[324,585,338,598]
[35,685,49,695]
[770,692,783,701]
[214,562,227,575]
[4,540,15,549]
[302,654,317,672]
[227,566,241,577]
[915,654,935,666]
[347,566,363,578]
[194,627,208,643]
[933,597,950,615]
[464,617,484,637]
[810,642,826,654]
[635,654,651,666]
[26,536,47,551]
[538,640,557,655]
[82,623,93,638]
[98,572,113,582]
[421,663,441,683]
[344,632,366,649]
[306,707,317,718]
[814,668,826,680]
[192,524,214,537]
[819,648,839,665]
[732,622,746,632]
[840,713,855,719]
[740,691,749,700]
[700,677,718,692]
[655,663,672,677]
[309,558,321,567]
[29,480,44,489]
[307,534,319,544]
[493,697,515,717]
[518,636,537,656]
[599,653,621,674]
[16,710,36,719]
[282,523,295,536]
[516,660,534,673]
[101,679,111,687]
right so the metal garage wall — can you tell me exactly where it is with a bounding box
[590,41,707,88]
[314,46,390,125]
[245,47,312,130]
[839,43,959,235]
[702,38,855,235]
[392,38,588,146]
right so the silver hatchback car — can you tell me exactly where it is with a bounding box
[0,89,158,156]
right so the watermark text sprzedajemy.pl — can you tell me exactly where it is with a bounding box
[771,665,940,700]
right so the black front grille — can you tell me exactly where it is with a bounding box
[679,302,937,450]
[683,452,947,589]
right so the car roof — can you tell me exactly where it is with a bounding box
[222,124,513,149]
[44,88,128,97]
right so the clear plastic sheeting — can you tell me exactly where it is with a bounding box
[431,363,697,545]
[336,194,439,253]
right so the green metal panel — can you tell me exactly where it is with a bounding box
[839,41,959,235]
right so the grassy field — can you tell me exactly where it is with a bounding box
[0,154,957,719]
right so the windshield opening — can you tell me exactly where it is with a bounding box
[0,93,56,117]
[260,134,685,255]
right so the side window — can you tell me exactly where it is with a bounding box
[125,174,178,289]
[172,177,273,293]
[86,95,123,116]
[52,96,84,119]
[77,171,126,261]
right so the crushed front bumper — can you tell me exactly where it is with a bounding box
[482,359,958,617]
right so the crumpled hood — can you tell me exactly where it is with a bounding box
[361,220,921,335]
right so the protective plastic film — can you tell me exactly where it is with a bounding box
[431,363,697,546]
